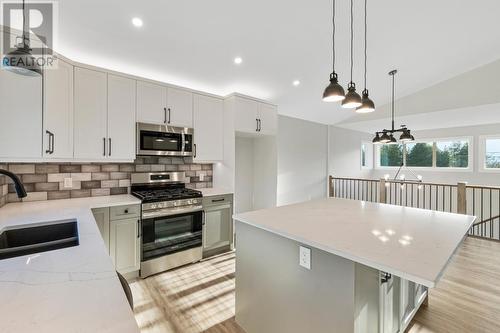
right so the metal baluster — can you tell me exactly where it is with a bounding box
[481,188,484,237]
[490,189,493,239]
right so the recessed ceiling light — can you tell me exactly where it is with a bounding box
[293,80,301,86]
[234,57,243,65]
[132,17,143,27]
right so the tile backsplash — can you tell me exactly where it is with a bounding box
[0,157,212,208]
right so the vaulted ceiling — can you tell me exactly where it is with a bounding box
[57,0,500,125]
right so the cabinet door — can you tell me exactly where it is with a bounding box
[136,81,167,124]
[203,203,232,250]
[43,58,74,159]
[74,67,108,159]
[109,217,141,274]
[234,97,259,134]
[258,103,277,135]
[167,87,193,127]
[193,94,223,162]
[92,207,110,253]
[0,63,43,159]
[107,75,136,160]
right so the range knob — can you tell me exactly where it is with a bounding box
[187,199,193,205]
[173,202,179,207]
[150,204,157,209]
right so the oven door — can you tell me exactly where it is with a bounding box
[141,210,203,262]
[136,123,193,156]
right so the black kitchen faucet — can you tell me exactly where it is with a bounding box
[0,169,27,198]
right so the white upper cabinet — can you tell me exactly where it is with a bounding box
[43,57,74,159]
[167,87,193,128]
[0,65,43,160]
[193,94,224,162]
[136,81,193,127]
[136,81,167,124]
[234,96,260,133]
[73,67,108,159]
[232,96,277,135]
[107,75,136,160]
[258,103,277,135]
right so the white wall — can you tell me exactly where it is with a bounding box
[235,137,255,213]
[329,126,373,179]
[330,123,500,186]
[277,116,328,206]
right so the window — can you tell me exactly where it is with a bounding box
[376,137,472,170]
[361,144,367,167]
[360,141,373,169]
[480,136,500,171]
[485,138,500,168]
[436,140,469,168]
[379,144,403,167]
[406,142,433,167]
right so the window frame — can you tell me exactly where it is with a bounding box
[375,136,473,172]
[479,135,500,173]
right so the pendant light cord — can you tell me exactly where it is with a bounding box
[350,0,354,83]
[363,0,368,90]
[22,0,27,47]
[332,0,336,72]
[391,72,395,131]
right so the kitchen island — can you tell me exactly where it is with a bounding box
[233,198,475,333]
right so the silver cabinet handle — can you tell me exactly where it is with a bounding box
[259,119,262,132]
[164,107,167,123]
[103,137,106,156]
[194,143,197,158]
[108,138,112,156]
[256,118,259,132]
[168,108,171,124]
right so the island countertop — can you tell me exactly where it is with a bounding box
[0,195,141,333]
[233,197,476,287]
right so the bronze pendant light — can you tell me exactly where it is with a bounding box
[341,0,362,109]
[356,0,375,113]
[372,70,415,144]
[3,0,42,76]
[322,0,345,102]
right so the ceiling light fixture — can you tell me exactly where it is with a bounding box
[132,17,143,27]
[356,0,375,113]
[3,0,42,76]
[293,80,301,86]
[341,0,362,109]
[322,0,345,102]
[234,57,243,65]
[372,70,415,144]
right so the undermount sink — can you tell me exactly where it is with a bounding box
[0,220,79,260]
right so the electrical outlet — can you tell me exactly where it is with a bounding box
[299,246,311,270]
[63,177,73,188]
[199,173,204,181]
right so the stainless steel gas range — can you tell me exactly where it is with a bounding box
[131,172,203,278]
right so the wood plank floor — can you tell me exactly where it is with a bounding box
[131,237,500,333]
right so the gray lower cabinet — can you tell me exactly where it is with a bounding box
[202,194,233,256]
[92,204,141,277]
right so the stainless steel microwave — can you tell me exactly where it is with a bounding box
[136,123,193,157]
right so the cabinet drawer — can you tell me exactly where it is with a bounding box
[110,205,140,220]
[202,194,233,207]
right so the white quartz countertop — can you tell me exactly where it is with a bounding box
[200,188,233,197]
[0,195,141,333]
[234,198,476,288]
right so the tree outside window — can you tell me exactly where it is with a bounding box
[380,144,403,167]
[406,142,433,167]
[436,141,469,168]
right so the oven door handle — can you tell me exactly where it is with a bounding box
[142,206,204,219]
